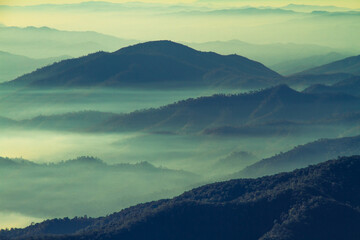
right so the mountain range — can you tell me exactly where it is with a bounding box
[2,156,359,239]
[304,76,360,96]
[15,85,360,134]
[271,52,350,75]
[0,51,69,83]
[3,41,282,89]
[0,156,201,219]
[187,40,345,72]
[298,55,360,76]
[235,135,360,178]
[0,25,136,59]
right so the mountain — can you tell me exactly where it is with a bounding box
[235,135,360,178]
[0,25,136,59]
[0,156,200,220]
[18,85,360,133]
[0,116,17,127]
[271,52,350,75]
[0,51,68,83]
[3,40,282,89]
[187,40,340,68]
[298,55,360,76]
[213,151,258,172]
[303,76,360,96]
[281,4,351,12]
[20,111,120,131]
[285,73,355,87]
[176,7,298,16]
[0,1,206,13]
[2,156,360,240]
[202,120,312,137]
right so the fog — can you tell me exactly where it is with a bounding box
[0,88,241,119]
[1,85,360,229]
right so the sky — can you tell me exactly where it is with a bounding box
[0,0,359,8]
[0,0,360,47]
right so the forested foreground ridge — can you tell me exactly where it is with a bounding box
[1,156,360,240]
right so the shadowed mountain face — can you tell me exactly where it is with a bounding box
[17,85,360,134]
[3,41,282,89]
[299,55,360,75]
[235,135,360,178]
[2,156,360,240]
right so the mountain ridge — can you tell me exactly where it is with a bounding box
[2,40,282,89]
[298,55,360,75]
[235,135,360,178]
[10,85,360,134]
[2,156,360,240]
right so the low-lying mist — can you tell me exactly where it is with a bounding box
[0,88,241,120]
[1,86,360,230]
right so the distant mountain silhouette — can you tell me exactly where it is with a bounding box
[0,156,200,219]
[213,151,258,172]
[187,40,339,71]
[285,73,354,87]
[21,111,119,131]
[2,156,360,240]
[0,116,17,127]
[281,4,351,12]
[271,52,349,75]
[3,41,282,89]
[202,120,308,137]
[18,85,360,133]
[298,55,360,75]
[304,76,360,96]
[0,51,69,83]
[235,135,360,178]
[0,25,136,59]
[178,7,297,16]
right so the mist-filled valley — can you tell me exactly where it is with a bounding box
[2,84,360,229]
[1,1,360,239]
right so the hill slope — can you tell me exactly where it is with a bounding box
[271,52,349,75]
[0,25,135,59]
[0,156,200,219]
[3,41,282,89]
[18,85,360,133]
[236,135,360,178]
[2,156,360,240]
[187,40,340,68]
[0,51,68,83]
[304,76,360,96]
[299,55,360,75]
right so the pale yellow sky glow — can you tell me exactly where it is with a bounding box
[0,0,359,8]
[0,0,359,46]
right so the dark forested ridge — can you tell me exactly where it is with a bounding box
[2,40,282,89]
[15,84,360,134]
[2,156,360,240]
[235,135,360,178]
